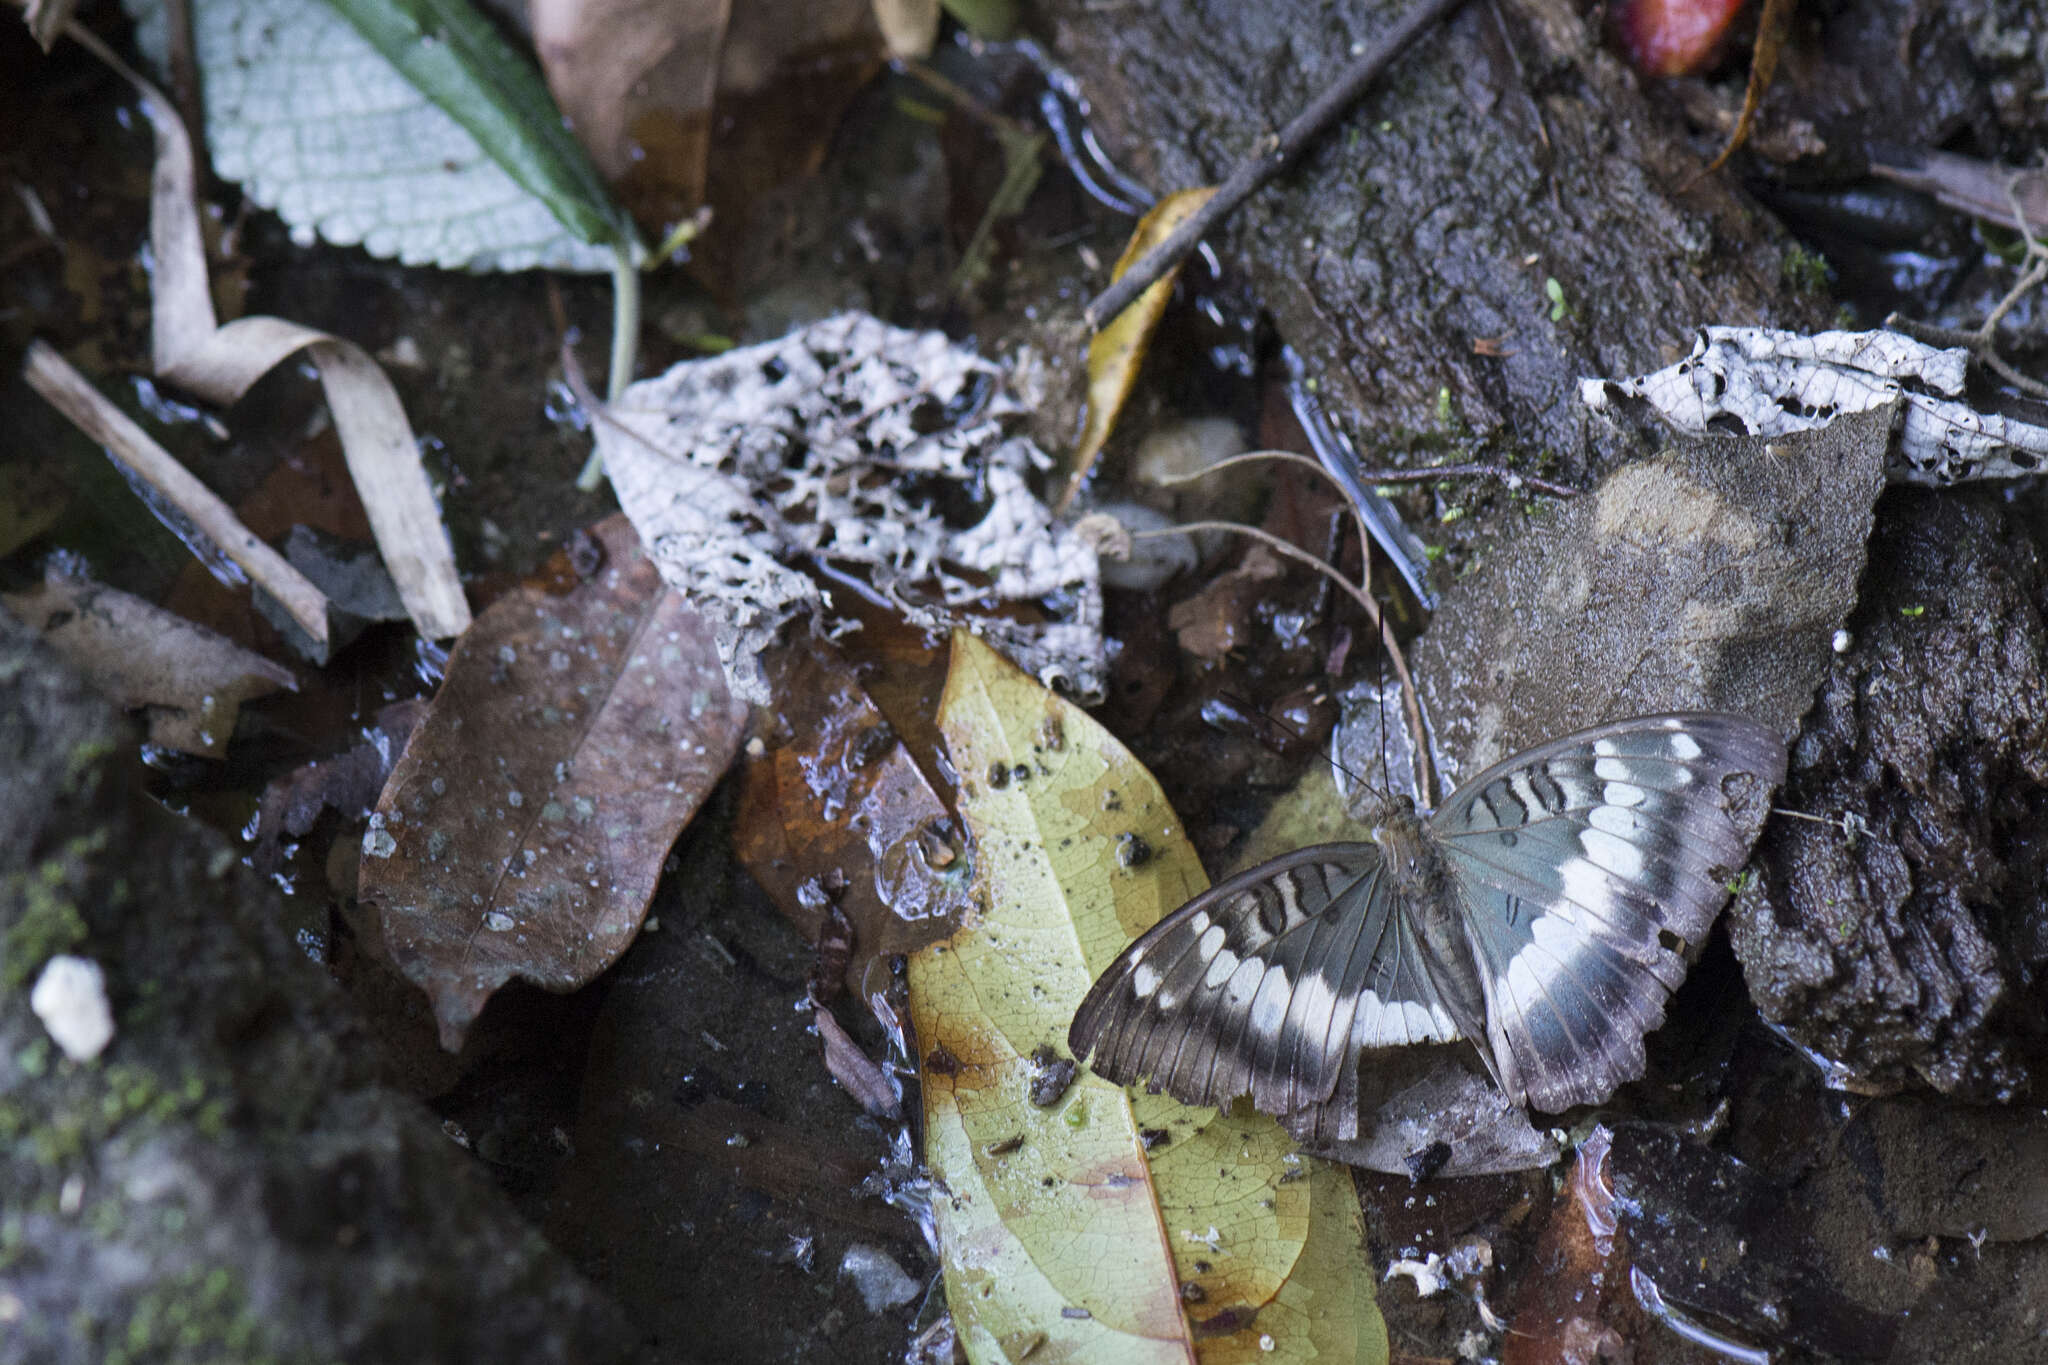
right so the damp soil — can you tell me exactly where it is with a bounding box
[8,3,2048,1363]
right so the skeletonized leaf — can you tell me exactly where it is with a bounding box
[362,516,745,1049]
[596,313,1107,704]
[1064,188,1217,504]
[910,632,1384,1364]
[123,0,630,270]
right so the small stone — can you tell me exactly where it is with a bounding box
[839,1243,919,1313]
[30,955,115,1062]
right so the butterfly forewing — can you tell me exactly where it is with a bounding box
[1434,713,1786,1110]
[1069,712,1786,1124]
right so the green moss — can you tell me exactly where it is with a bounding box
[1780,243,1832,297]
[19,1063,225,1169]
[4,878,90,989]
[3,827,116,987]
[64,733,118,786]
[95,1263,285,1365]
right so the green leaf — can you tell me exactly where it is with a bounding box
[123,0,632,271]
[910,632,1386,1365]
[320,0,637,250]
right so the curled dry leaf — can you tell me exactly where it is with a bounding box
[1060,187,1218,512]
[77,24,471,641]
[910,632,1384,1364]
[2,567,296,760]
[362,515,745,1050]
[734,634,972,1007]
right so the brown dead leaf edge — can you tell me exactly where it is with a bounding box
[362,515,745,1049]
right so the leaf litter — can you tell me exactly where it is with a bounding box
[909,632,1383,1365]
[1582,326,2048,484]
[47,23,471,644]
[733,633,973,1011]
[591,311,1108,704]
[2,561,297,760]
[360,515,745,1050]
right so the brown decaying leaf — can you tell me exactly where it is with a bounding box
[734,635,972,1007]
[1058,186,1218,514]
[1502,1128,1633,1365]
[533,0,732,210]
[1166,541,1285,660]
[2,568,296,760]
[533,0,883,260]
[363,515,745,1050]
[252,698,426,878]
[813,1001,903,1118]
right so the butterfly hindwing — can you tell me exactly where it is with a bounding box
[1067,845,1467,1118]
[1433,713,1786,1110]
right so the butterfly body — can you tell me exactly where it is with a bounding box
[1069,713,1786,1128]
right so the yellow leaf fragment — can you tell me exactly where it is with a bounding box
[1064,187,1219,509]
[910,632,1385,1364]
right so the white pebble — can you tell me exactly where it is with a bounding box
[31,955,115,1062]
[839,1243,920,1313]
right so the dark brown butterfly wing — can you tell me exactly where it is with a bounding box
[1067,845,1474,1122]
[1434,712,1786,1111]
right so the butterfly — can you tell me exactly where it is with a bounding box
[1068,713,1786,1129]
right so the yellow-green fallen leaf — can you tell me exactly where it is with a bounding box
[909,631,1385,1364]
[1064,187,1218,507]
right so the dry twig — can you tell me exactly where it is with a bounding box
[1889,167,2048,401]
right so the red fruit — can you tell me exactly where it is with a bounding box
[1615,0,1749,77]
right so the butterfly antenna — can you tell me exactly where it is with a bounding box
[1375,598,1390,799]
[1207,692,1399,814]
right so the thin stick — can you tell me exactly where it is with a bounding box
[1347,461,1581,499]
[1886,170,2048,402]
[1080,0,1470,332]
[1137,520,1436,803]
[23,339,330,647]
[1146,450,1373,584]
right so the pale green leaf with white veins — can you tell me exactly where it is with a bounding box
[124,0,626,271]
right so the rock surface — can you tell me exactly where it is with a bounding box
[0,609,634,1364]
[1731,492,2048,1100]
[1040,0,1827,487]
